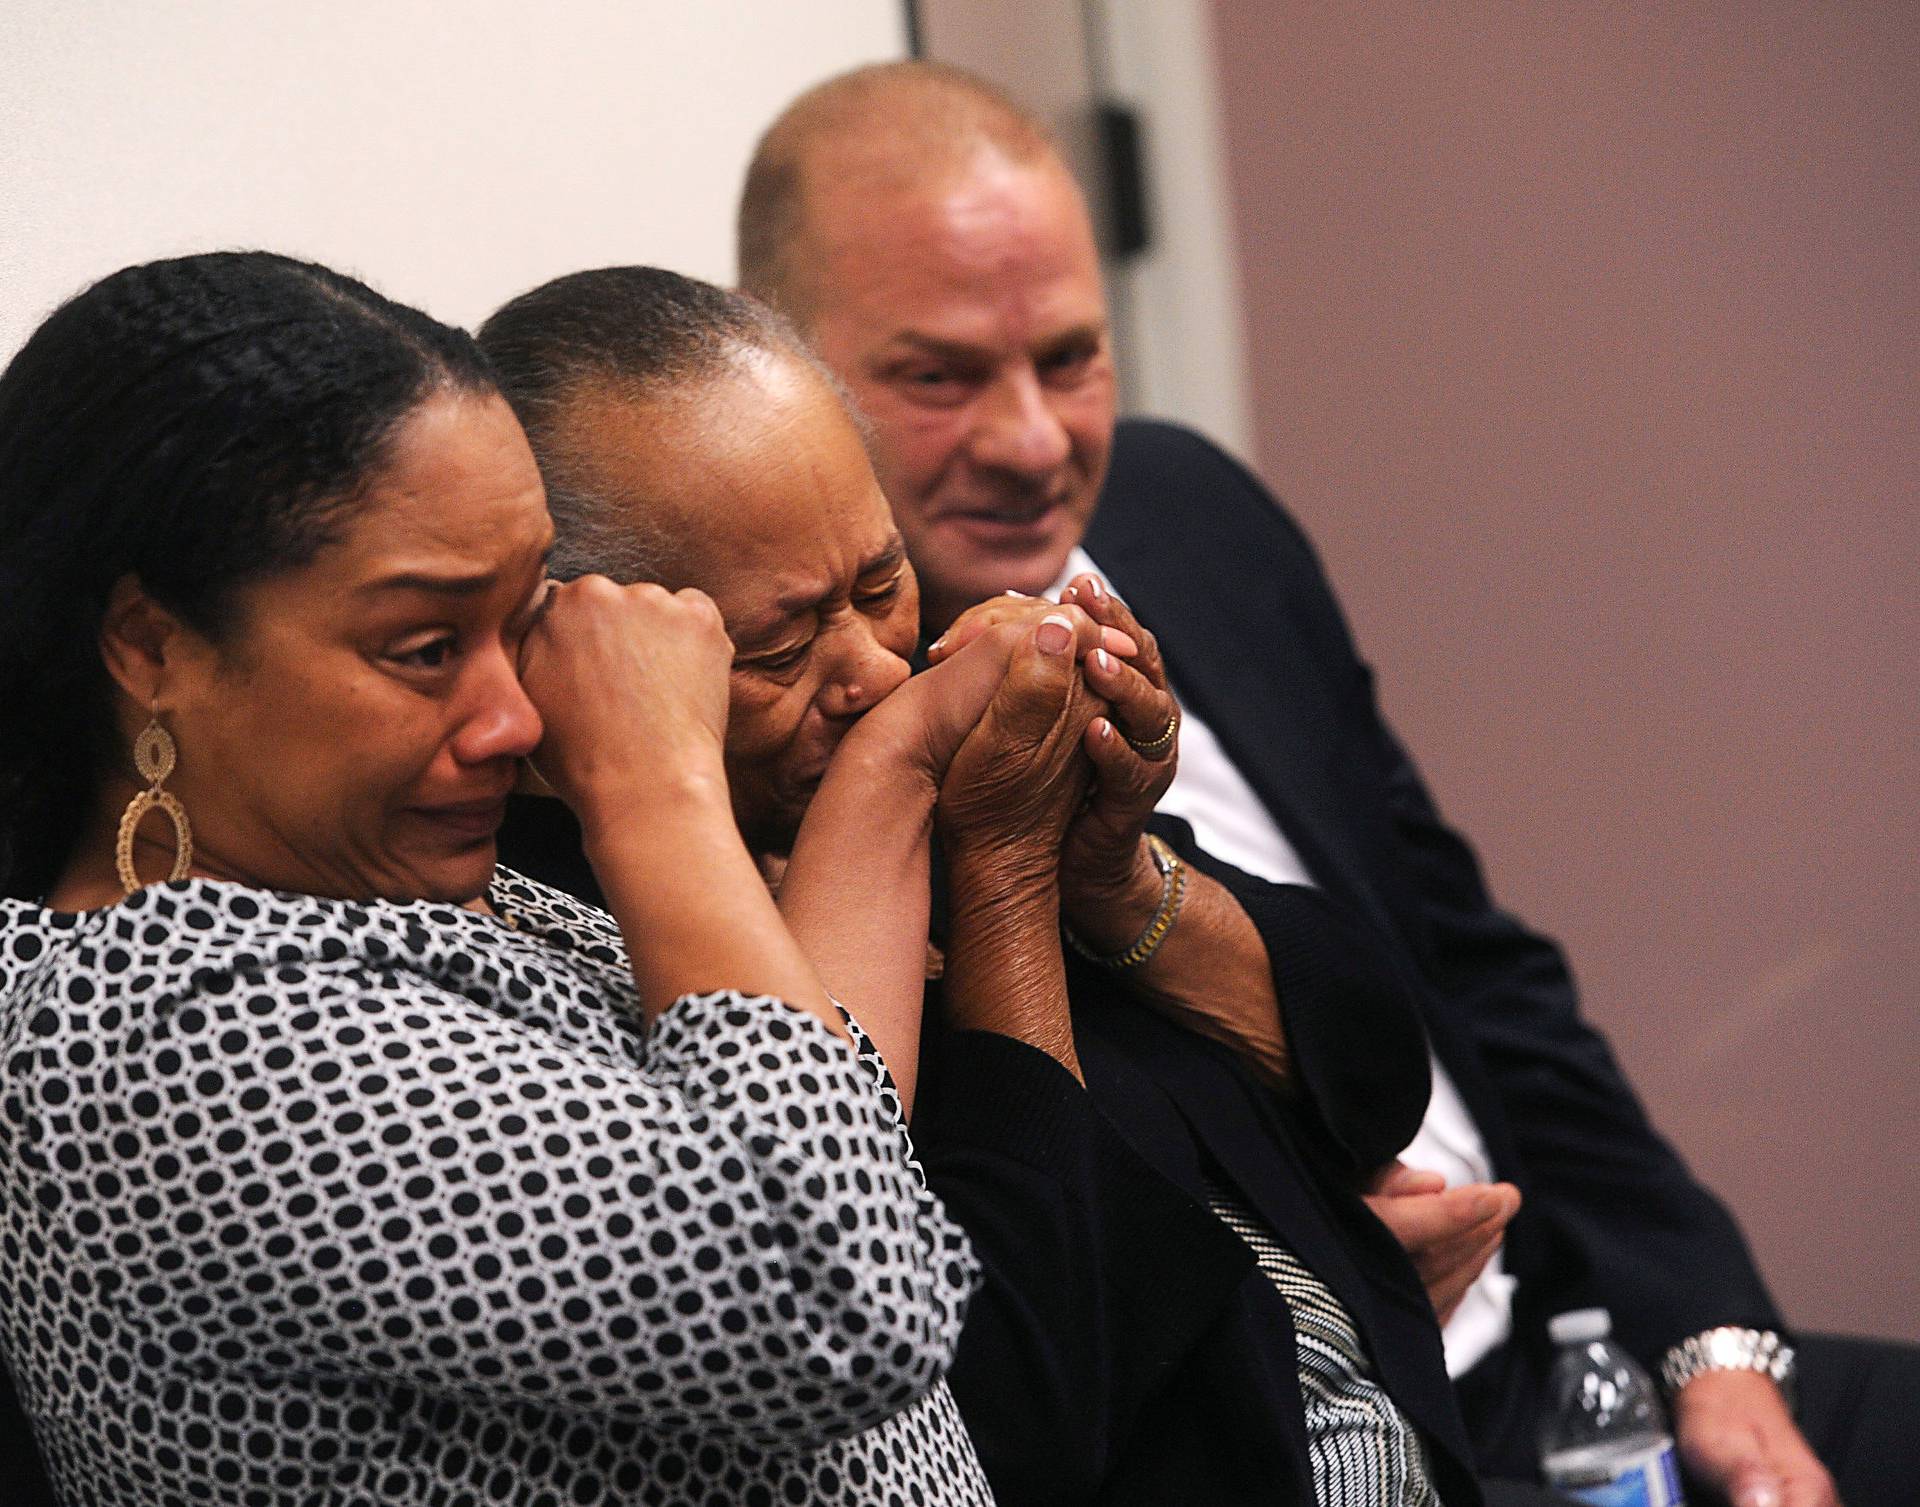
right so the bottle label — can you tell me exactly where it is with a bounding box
[1544,1440,1685,1507]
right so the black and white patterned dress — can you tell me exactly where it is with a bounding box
[0,870,994,1507]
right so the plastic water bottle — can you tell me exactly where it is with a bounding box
[1538,1308,1685,1506]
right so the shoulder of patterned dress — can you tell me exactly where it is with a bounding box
[488,866,626,951]
[0,899,87,999]
[0,878,639,1051]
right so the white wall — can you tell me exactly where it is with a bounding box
[1096,0,1254,463]
[0,0,908,357]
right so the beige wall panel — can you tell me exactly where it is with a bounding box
[1212,0,1919,1339]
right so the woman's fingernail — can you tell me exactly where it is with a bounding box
[1094,647,1113,673]
[1096,718,1114,741]
[1004,588,1027,598]
[928,634,946,654]
[1086,576,1106,601]
[1036,613,1074,654]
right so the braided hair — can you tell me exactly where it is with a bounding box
[0,251,496,899]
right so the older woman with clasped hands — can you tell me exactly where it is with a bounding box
[0,252,1020,1506]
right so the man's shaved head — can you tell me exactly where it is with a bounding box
[738,63,1116,632]
[738,61,1062,322]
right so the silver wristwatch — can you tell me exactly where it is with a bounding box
[1659,1326,1796,1403]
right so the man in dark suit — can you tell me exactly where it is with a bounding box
[739,60,1913,1506]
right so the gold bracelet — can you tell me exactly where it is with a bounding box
[1065,835,1188,970]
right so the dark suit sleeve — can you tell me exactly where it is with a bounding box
[1098,420,1781,1367]
[912,1027,1253,1507]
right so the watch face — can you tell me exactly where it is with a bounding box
[1705,1330,1751,1367]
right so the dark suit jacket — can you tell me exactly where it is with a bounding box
[1086,417,1782,1472]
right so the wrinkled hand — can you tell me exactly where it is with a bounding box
[864,604,1108,788]
[928,578,1180,947]
[1674,1371,1838,1507]
[517,576,734,817]
[1054,574,1183,948]
[1363,1162,1521,1326]
[935,611,1109,870]
[926,588,1140,667]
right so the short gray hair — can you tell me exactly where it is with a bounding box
[476,265,857,582]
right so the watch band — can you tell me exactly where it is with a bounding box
[1659,1326,1796,1401]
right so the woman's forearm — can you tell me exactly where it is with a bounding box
[1067,841,1289,1088]
[1123,869,1289,1086]
[944,846,1082,1082]
[775,731,939,1109]
[577,767,843,1038]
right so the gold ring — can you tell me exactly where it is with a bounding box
[1124,707,1179,760]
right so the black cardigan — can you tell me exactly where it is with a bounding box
[914,818,1484,1507]
[501,798,1483,1504]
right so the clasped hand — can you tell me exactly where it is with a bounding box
[927,576,1182,935]
[924,601,1116,877]
[516,576,735,826]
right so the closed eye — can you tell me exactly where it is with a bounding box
[856,578,904,610]
[740,642,810,677]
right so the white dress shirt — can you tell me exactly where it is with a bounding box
[1052,547,1515,1376]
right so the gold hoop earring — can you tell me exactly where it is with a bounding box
[115,717,193,895]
